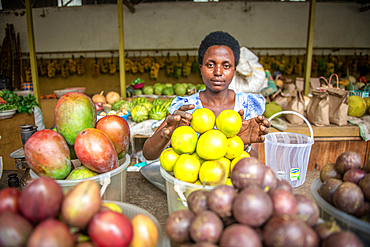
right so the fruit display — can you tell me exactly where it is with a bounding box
[165,158,364,247]
[317,151,370,219]
[24,92,131,180]
[161,108,247,186]
[0,177,160,247]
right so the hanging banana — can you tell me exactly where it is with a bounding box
[138,56,145,74]
[141,56,152,71]
[293,57,303,75]
[182,53,192,77]
[285,55,294,75]
[173,53,183,79]
[39,57,47,76]
[76,56,85,75]
[68,56,77,75]
[150,59,160,80]
[92,57,100,78]
[61,60,69,78]
[125,57,132,72]
[109,55,117,75]
[131,57,138,74]
[47,59,56,78]
[55,59,62,75]
[191,55,199,73]
[158,54,166,69]
[100,58,109,74]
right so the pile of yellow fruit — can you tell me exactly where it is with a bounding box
[160,108,250,186]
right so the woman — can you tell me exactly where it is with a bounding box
[143,31,270,160]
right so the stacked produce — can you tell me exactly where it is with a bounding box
[0,91,38,113]
[165,157,364,247]
[318,151,370,220]
[161,108,250,186]
[132,80,205,97]
[24,92,130,180]
[0,177,159,247]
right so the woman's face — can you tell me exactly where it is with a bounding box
[200,45,236,92]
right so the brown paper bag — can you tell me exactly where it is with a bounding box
[271,89,291,110]
[284,78,296,95]
[286,90,305,124]
[327,89,349,126]
[306,90,330,126]
[295,77,321,94]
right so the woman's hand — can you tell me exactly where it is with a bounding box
[161,104,195,139]
[237,110,271,144]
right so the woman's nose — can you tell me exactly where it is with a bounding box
[214,65,222,75]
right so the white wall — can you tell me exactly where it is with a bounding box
[0,2,369,57]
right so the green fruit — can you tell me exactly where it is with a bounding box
[149,105,169,120]
[120,100,134,112]
[133,89,142,96]
[196,84,206,91]
[348,95,367,118]
[132,97,150,105]
[174,84,186,96]
[162,100,172,111]
[66,166,99,180]
[152,98,165,106]
[154,84,164,95]
[139,102,153,111]
[163,86,174,96]
[143,85,154,95]
[364,97,370,113]
[263,102,283,119]
[131,104,149,123]
[55,92,97,146]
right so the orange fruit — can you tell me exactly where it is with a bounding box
[190,108,215,134]
[217,157,232,178]
[225,135,244,159]
[160,148,180,172]
[199,160,227,186]
[171,126,198,154]
[196,129,227,160]
[216,109,242,137]
[173,154,201,183]
[239,150,251,158]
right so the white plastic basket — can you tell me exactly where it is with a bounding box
[265,111,314,188]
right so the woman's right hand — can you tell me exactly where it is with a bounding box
[161,104,195,139]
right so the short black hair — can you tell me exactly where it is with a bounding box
[198,31,240,67]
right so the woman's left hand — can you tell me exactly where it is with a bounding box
[237,110,271,144]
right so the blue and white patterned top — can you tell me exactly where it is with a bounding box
[168,90,265,120]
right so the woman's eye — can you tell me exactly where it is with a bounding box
[224,64,231,69]
[207,63,214,68]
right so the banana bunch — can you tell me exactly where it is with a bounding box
[284,56,294,75]
[55,59,62,75]
[61,60,69,78]
[92,57,100,78]
[68,56,77,75]
[131,59,138,74]
[191,56,199,73]
[25,66,32,82]
[109,57,117,75]
[141,56,152,71]
[260,54,271,71]
[124,57,132,72]
[182,54,192,77]
[39,58,47,76]
[293,57,303,75]
[174,53,183,79]
[166,62,174,77]
[150,61,160,80]
[325,54,335,76]
[100,59,109,74]
[76,56,85,75]
[47,59,56,78]
[158,54,166,68]
[138,59,145,74]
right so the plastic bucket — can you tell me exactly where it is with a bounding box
[160,165,215,215]
[265,111,314,188]
[30,154,130,202]
[103,200,167,247]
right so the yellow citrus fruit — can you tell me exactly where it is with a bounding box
[216,109,243,137]
[240,150,251,158]
[196,129,227,160]
[217,157,231,178]
[173,154,201,183]
[160,148,180,172]
[230,156,250,174]
[102,202,123,213]
[190,108,216,134]
[225,178,233,186]
[199,160,227,186]
[171,126,198,154]
[191,152,205,165]
[225,135,244,160]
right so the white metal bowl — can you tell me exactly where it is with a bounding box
[0,109,17,119]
